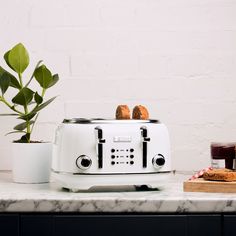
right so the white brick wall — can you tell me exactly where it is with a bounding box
[0,0,236,171]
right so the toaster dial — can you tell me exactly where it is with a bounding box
[76,155,92,170]
[152,154,165,169]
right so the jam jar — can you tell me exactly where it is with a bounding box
[211,143,236,169]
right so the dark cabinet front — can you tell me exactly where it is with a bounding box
[223,215,236,236]
[54,215,186,236]
[21,215,53,236]
[187,215,221,236]
[0,213,231,236]
[0,214,19,236]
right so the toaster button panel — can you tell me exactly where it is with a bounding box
[110,148,135,166]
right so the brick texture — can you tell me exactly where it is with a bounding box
[0,0,236,171]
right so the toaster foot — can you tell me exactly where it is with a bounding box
[52,171,171,192]
[135,185,158,191]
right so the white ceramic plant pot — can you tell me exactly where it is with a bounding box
[12,142,52,184]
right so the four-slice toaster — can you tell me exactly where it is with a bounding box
[52,118,171,191]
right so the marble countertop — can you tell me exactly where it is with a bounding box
[0,171,236,213]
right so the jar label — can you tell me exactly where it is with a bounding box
[211,159,225,169]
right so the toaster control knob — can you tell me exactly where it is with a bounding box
[76,155,92,170]
[152,154,165,169]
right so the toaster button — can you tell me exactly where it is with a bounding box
[81,159,91,168]
[152,154,165,169]
[76,155,92,170]
[155,157,165,166]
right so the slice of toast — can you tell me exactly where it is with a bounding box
[203,168,236,182]
[116,105,130,119]
[132,105,149,120]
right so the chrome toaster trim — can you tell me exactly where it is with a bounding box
[63,118,159,124]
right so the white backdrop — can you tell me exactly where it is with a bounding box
[0,0,236,171]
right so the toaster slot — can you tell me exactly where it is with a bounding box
[95,127,106,169]
[98,143,103,168]
[143,142,147,168]
[140,126,151,168]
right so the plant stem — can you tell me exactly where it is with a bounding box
[25,87,46,141]
[19,73,31,143]
[0,97,24,115]
[23,105,31,143]
[18,73,23,88]
[42,88,46,97]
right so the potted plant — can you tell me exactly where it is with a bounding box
[0,43,59,183]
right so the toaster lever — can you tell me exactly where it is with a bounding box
[95,127,104,139]
[98,143,103,168]
[95,127,106,168]
[140,126,151,168]
[97,129,103,139]
[144,137,150,142]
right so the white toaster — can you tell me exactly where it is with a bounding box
[52,118,171,191]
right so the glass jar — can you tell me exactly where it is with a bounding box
[211,142,235,169]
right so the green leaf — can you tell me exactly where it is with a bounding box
[20,133,30,143]
[47,74,59,88]
[8,43,29,74]
[5,130,26,136]
[18,96,57,121]
[25,60,43,88]
[34,65,53,89]
[0,66,20,89]
[0,66,5,77]
[0,113,18,116]
[4,50,14,70]
[9,76,21,89]
[14,120,34,131]
[0,72,10,94]
[32,96,57,113]
[12,87,34,106]
[34,92,43,104]
[18,112,36,121]
[13,133,31,143]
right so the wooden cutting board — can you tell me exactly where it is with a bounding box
[184,178,236,193]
